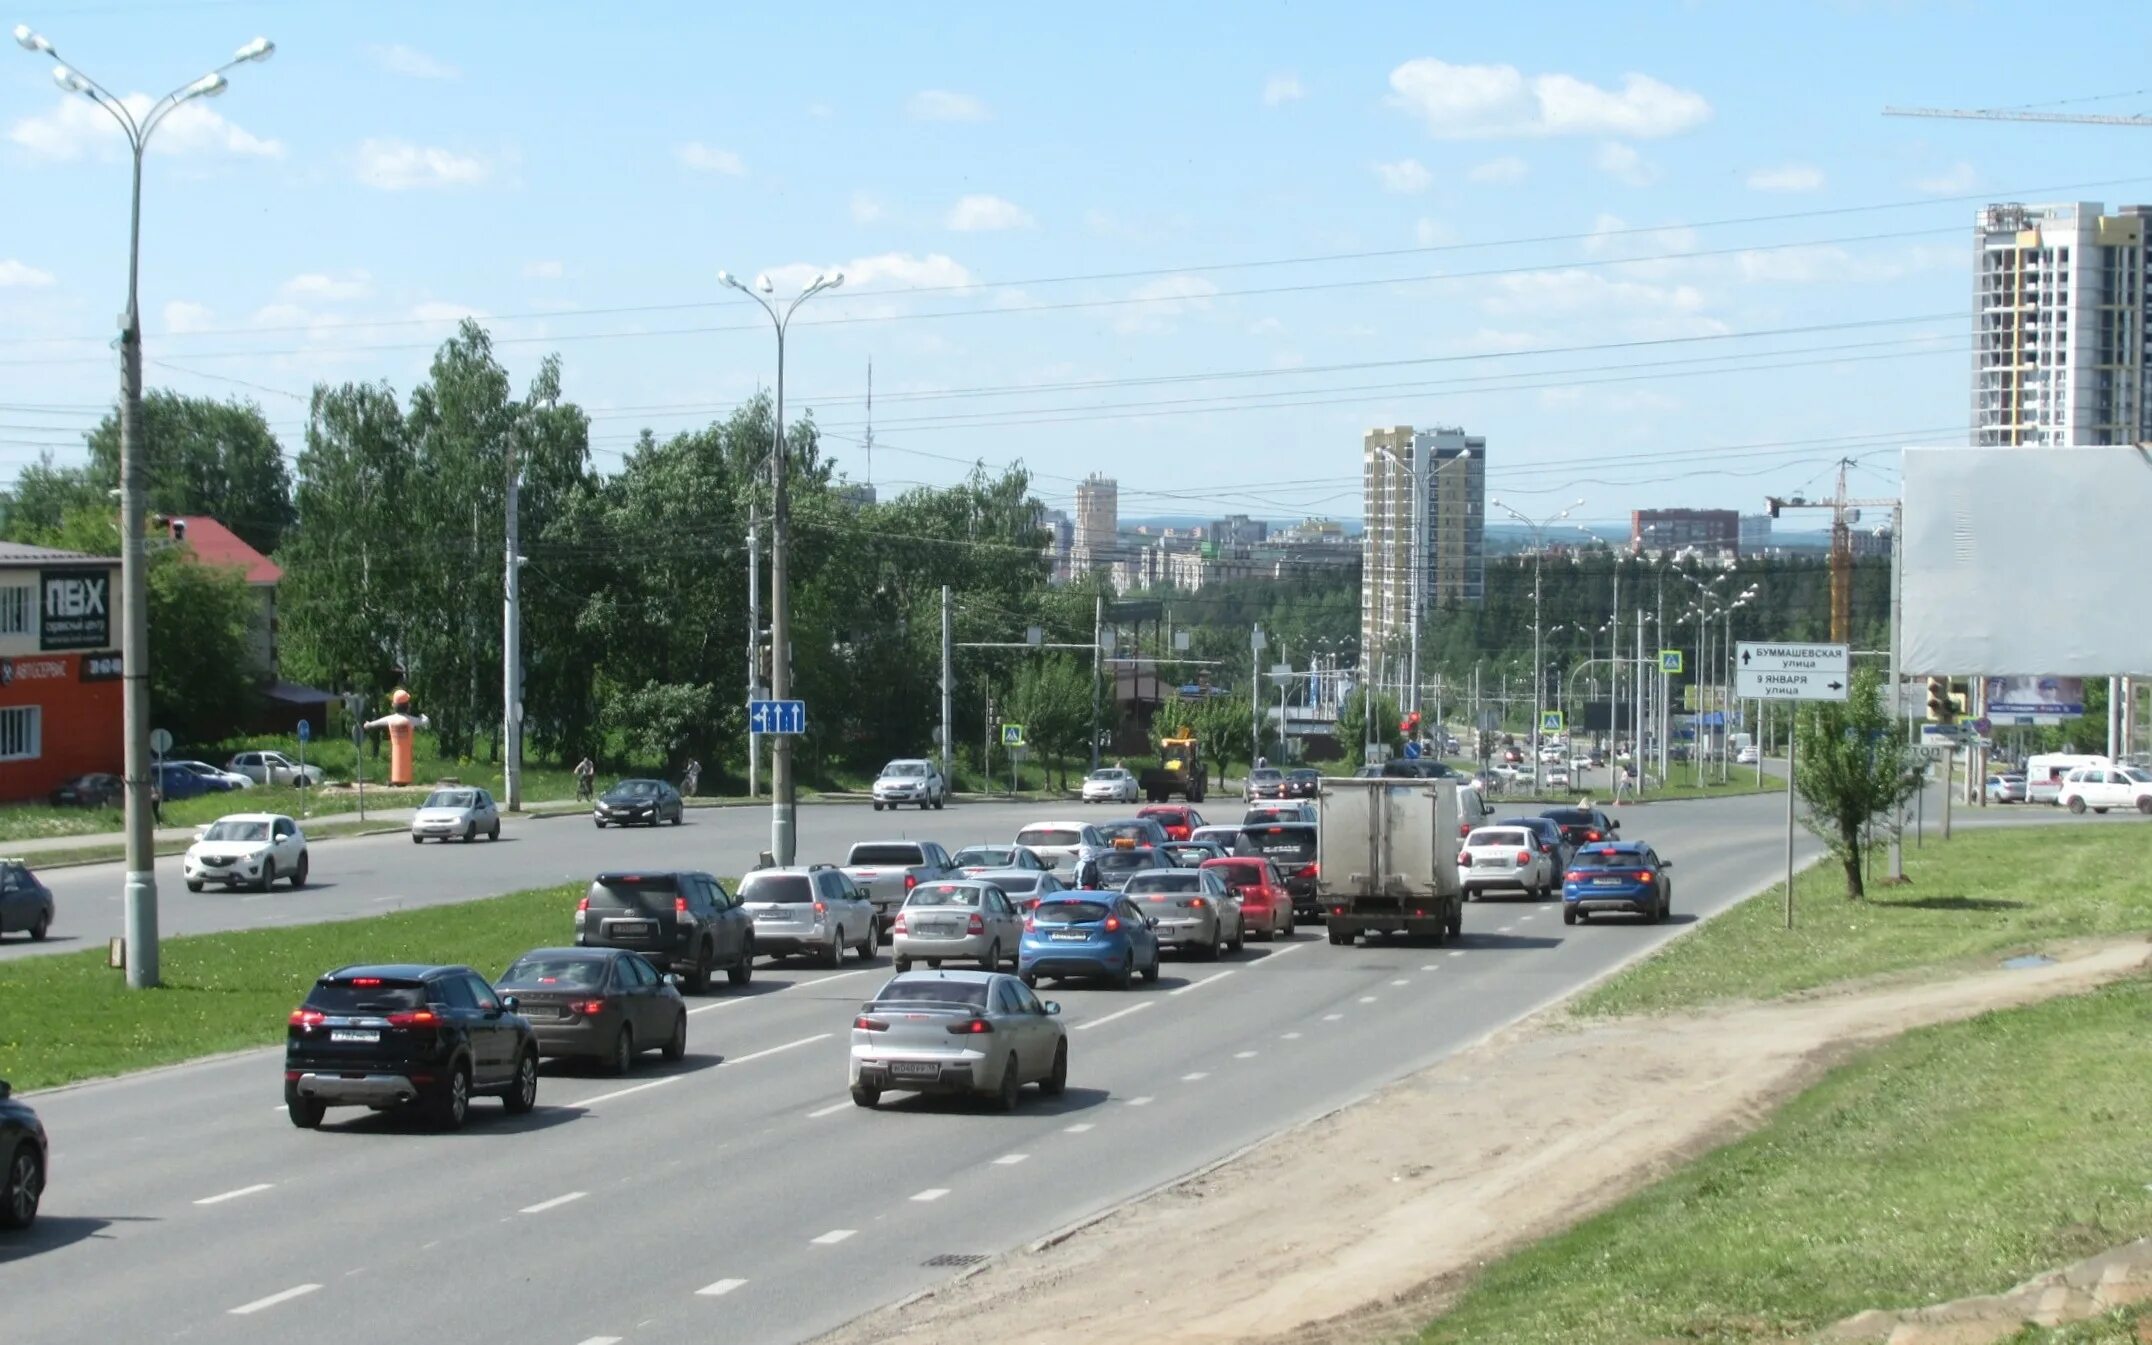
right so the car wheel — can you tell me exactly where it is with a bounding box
[1141,949,1161,984]
[933,796,945,811]
[1020,971,1038,988]
[503,1049,539,1115]
[1327,925,1351,945]
[2094,807,2110,815]
[463,823,476,844]
[670,809,683,825]
[257,859,276,893]
[285,1093,326,1130]
[0,1140,41,1230]
[992,1054,1022,1112]
[185,880,204,892]
[872,801,884,812]
[490,821,501,840]
[412,834,424,845]
[980,940,1000,972]
[851,1085,880,1108]
[860,920,880,961]
[1563,907,1578,926]
[662,1014,687,1062]
[1042,1040,1068,1097]
[290,854,308,889]
[431,1063,471,1130]
[2139,798,2152,816]
[594,818,607,829]
[822,932,843,969]
[1228,919,1245,954]
[1113,957,1134,991]
[684,951,711,995]
[727,945,753,986]
[608,1025,635,1076]
[1204,927,1224,961]
[895,956,914,972]
[2068,796,2087,814]
[29,912,48,942]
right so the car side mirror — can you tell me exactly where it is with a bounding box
[1659,859,1673,869]
[664,973,683,986]
[0,1080,10,1101]
[1145,918,1159,930]
[1043,1002,1061,1016]
[500,995,519,1011]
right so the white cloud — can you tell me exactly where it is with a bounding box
[1415,217,1456,247]
[946,194,1035,231]
[1479,269,1720,339]
[1467,155,1530,185]
[762,252,977,295]
[9,93,282,161]
[280,271,373,302]
[523,259,565,280]
[1594,141,1659,187]
[1248,316,1287,336]
[1581,214,1699,263]
[1913,161,1978,194]
[367,43,458,79]
[1262,73,1305,106]
[411,300,484,326]
[1746,162,1825,193]
[0,259,55,288]
[1114,274,1219,335]
[354,138,490,190]
[161,300,215,333]
[850,191,885,225]
[1373,157,1433,194]
[676,142,745,176]
[1387,58,1711,140]
[907,89,990,122]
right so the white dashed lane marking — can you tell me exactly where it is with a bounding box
[806,1100,850,1119]
[811,1229,857,1246]
[1125,1096,1154,1107]
[1321,1013,1343,1021]
[1358,996,1378,1004]
[696,1279,748,1297]
[1169,970,1237,996]
[228,1284,321,1316]
[194,1183,273,1206]
[1234,1050,1258,1059]
[569,1077,682,1108]
[576,1337,625,1345]
[1073,1002,1153,1032]
[717,1033,830,1067]
[519,1191,586,1215]
[1280,1031,1302,1040]
[911,1189,950,1202]
[1390,978,1410,986]
[1063,1122,1095,1133]
[993,1153,1029,1166]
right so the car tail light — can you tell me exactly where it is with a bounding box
[1299,863,1318,880]
[946,1017,994,1035]
[904,873,918,891]
[1566,871,1583,883]
[576,896,589,913]
[385,1009,438,1029]
[1459,822,1471,837]
[288,1008,324,1028]
[853,1015,889,1032]
[965,913,985,935]
[1516,850,1532,865]
[1585,831,1602,842]
[1636,871,1655,883]
[350,977,382,987]
[675,896,690,916]
[892,913,908,935]
[1103,915,1122,932]
[1331,905,1346,916]
[570,999,608,1016]
[812,900,828,921]
[1024,916,1036,932]
[1187,896,1208,909]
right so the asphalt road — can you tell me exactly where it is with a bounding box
[2,790,1837,1345]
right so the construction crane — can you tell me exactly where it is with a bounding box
[1765,460,1896,644]
[1883,106,2152,126]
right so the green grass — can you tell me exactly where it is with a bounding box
[1420,973,2152,1345]
[1994,1309,2151,1344]
[1574,826,2152,1018]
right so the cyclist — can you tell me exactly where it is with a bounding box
[681,758,702,797]
[573,755,596,803]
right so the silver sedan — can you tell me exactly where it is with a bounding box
[1122,866,1244,958]
[849,969,1068,1111]
[892,880,1024,971]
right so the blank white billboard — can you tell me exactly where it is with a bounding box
[1902,445,2152,675]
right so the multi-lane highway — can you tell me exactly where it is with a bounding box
[4,791,1830,1345]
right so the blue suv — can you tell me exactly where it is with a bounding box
[1561,841,1673,926]
[1019,891,1161,990]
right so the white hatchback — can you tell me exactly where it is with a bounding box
[410,786,501,843]
[2056,765,2152,815]
[1458,825,1558,900]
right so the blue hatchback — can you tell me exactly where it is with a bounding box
[1561,841,1673,926]
[1019,891,1161,990]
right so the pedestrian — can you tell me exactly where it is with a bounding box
[682,757,702,797]
[573,754,596,802]
[150,774,163,825]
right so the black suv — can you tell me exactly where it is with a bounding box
[1,1079,46,1229]
[285,964,539,1130]
[575,871,755,992]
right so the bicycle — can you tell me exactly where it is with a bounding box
[574,775,594,803]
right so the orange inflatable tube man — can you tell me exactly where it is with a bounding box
[363,688,430,787]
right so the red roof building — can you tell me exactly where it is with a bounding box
[166,516,281,676]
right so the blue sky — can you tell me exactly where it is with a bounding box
[4,0,2150,534]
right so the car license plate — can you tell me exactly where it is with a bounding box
[611,921,653,936]
[892,1061,939,1078]
[329,1029,379,1043]
[1049,931,1088,942]
[1593,877,1622,886]
[1477,857,1507,867]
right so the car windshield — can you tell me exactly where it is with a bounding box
[1290,769,1318,781]
[1468,829,1530,848]
[424,790,477,809]
[613,780,662,797]
[1123,871,1199,894]
[203,820,270,843]
[873,977,990,1009]
[906,884,984,908]
[1240,825,1316,863]
[1543,809,1595,825]
[305,979,427,1013]
[1032,900,1111,926]
[1571,848,1642,869]
[1251,769,1283,782]
[1094,850,1153,873]
[1098,822,1152,842]
[737,873,814,904]
[500,956,608,988]
[1087,770,1124,782]
[850,844,925,865]
[985,873,1042,893]
[2124,768,2152,784]
[1208,862,1264,891]
[1017,827,1081,848]
[883,762,928,777]
[953,847,1017,867]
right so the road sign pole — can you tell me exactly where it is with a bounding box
[1784,727,1796,930]
[1941,745,1952,841]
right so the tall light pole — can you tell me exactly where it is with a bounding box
[1492,497,1584,764]
[718,267,844,865]
[14,25,275,989]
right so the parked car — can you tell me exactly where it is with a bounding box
[410,786,502,844]
[892,879,1023,972]
[737,865,877,967]
[1735,745,1761,765]
[1244,767,1288,801]
[155,761,222,802]
[968,867,1066,914]
[1542,764,1572,789]
[1561,841,1674,925]
[1236,822,1320,917]
[48,771,122,808]
[171,759,252,791]
[1012,821,1108,878]
[1540,806,1620,848]
[496,946,686,1072]
[0,1078,46,1229]
[183,813,309,892]
[2056,765,2152,815]
[1080,767,1141,804]
[848,970,1067,1111]
[1122,866,1244,957]
[1159,839,1229,869]
[573,870,754,991]
[1136,803,1206,841]
[1983,773,2028,804]
[227,750,325,788]
[283,963,540,1129]
[593,778,684,828]
[1018,891,1162,990]
[841,840,959,931]
[1200,856,1294,940]
[1459,825,1560,900]
[1285,767,1321,799]
[1078,843,1168,891]
[950,844,1047,877]
[0,860,53,943]
[872,758,948,812]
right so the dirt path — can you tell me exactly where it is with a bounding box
[816,938,2151,1345]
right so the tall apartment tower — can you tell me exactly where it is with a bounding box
[1071,473,1119,577]
[1973,202,2152,446]
[1359,425,1486,690]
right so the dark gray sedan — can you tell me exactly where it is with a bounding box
[593,778,684,828]
[497,947,687,1073]
[0,860,52,942]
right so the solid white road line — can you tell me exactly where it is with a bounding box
[811,1229,857,1245]
[575,1337,625,1345]
[993,1153,1029,1166]
[1170,969,1237,996]
[519,1191,587,1215]
[695,1279,748,1297]
[911,1188,950,1202]
[570,1076,683,1107]
[1072,1002,1153,1032]
[1180,1072,1208,1082]
[228,1284,322,1316]
[720,1033,831,1067]
[194,1183,274,1206]
[1063,1122,1095,1133]
[1125,1096,1154,1107]
[806,1100,851,1119]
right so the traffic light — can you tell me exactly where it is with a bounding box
[1948,680,1970,722]
[1925,676,1955,725]
[1400,711,1421,736]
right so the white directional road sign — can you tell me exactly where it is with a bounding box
[1734,641,1850,702]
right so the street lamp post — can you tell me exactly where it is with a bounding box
[1492,497,1584,769]
[718,267,844,866]
[13,24,275,989]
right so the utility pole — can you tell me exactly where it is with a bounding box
[940,584,953,784]
[747,509,759,798]
[1888,503,1903,877]
[1250,624,1267,765]
[1089,593,1104,771]
[502,424,524,812]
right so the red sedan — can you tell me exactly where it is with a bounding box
[1200,856,1295,940]
[1137,803,1206,842]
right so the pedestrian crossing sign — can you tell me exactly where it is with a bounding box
[1659,649,1684,674]
[1002,724,1026,747]
[1540,710,1565,734]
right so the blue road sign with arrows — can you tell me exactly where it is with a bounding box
[748,699,806,735]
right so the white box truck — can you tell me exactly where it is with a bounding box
[1315,776,1465,946]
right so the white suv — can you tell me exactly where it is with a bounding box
[2056,765,2152,815]
[872,759,947,811]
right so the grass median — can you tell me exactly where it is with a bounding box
[1575,824,2152,1017]
[0,881,592,1091]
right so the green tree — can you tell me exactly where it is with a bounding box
[86,391,295,554]
[1180,689,1253,784]
[0,453,105,539]
[1792,665,1922,901]
[1335,689,1403,770]
[1010,655,1090,789]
